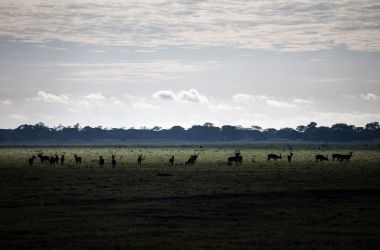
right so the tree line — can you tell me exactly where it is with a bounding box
[0,121,379,143]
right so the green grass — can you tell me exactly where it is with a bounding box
[0,146,379,249]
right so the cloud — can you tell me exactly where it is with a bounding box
[45,60,218,83]
[153,89,208,103]
[32,91,69,104]
[0,1,379,51]
[232,93,295,108]
[8,114,28,121]
[152,90,177,101]
[293,98,313,104]
[359,93,379,102]
[133,98,158,110]
[178,89,208,103]
[1,99,13,106]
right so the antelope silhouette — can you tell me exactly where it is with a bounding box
[227,150,242,165]
[137,154,144,165]
[28,155,36,166]
[169,155,174,166]
[37,153,49,163]
[60,154,65,165]
[185,153,199,166]
[337,152,353,162]
[287,153,293,163]
[111,154,116,168]
[267,153,282,162]
[99,155,104,166]
[74,154,82,164]
[49,155,59,165]
[315,154,328,162]
[332,154,341,161]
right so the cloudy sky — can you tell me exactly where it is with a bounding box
[1,0,380,129]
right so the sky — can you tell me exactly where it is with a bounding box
[0,0,380,129]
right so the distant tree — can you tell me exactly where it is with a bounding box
[203,122,214,127]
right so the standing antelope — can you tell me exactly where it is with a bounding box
[332,154,341,161]
[37,153,49,163]
[74,154,82,164]
[337,152,353,162]
[99,156,104,166]
[185,153,199,166]
[287,153,293,163]
[315,154,328,162]
[227,150,243,165]
[137,154,144,165]
[111,154,116,168]
[169,156,174,166]
[28,155,36,166]
[267,153,282,162]
[60,154,65,165]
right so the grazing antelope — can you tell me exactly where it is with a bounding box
[60,154,65,165]
[28,155,36,166]
[332,154,341,161]
[185,153,199,166]
[74,154,82,164]
[267,153,282,162]
[169,155,174,166]
[337,152,353,162]
[227,150,243,165]
[287,153,293,163]
[99,156,104,166]
[137,154,144,165]
[111,154,116,168]
[37,153,49,163]
[49,155,57,165]
[315,154,328,162]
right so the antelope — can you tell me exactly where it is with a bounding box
[49,155,57,165]
[332,154,341,161]
[137,154,144,165]
[287,153,293,163]
[60,154,65,165]
[28,155,36,166]
[74,154,82,164]
[315,154,328,162]
[169,156,174,166]
[337,152,353,162]
[37,153,49,163]
[267,154,282,162]
[227,150,243,165]
[185,153,199,166]
[99,155,104,166]
[111,154,116,168]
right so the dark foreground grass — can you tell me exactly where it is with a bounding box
[0,147,379,249]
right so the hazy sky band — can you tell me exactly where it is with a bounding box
[0,0,379,129]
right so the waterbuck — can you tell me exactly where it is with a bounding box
[185,153,199,166]
[227,150,243,165]
[37,153,49,163]
[99,156,104,166]
[267,154,282,162]
[315,154,328,162]
[169,156,174,166]
[287,153,293,163]
[111,154,116,168]
[137,154,144,165]
[337,152,353,162]
[28,155,36,166]
[74,154,82,164]
[332,154,341,161]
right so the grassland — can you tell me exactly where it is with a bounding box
[0,145,379,249]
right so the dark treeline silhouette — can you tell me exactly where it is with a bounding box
[0,121,379,144]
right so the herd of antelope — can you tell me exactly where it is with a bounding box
[27,150,354,167]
